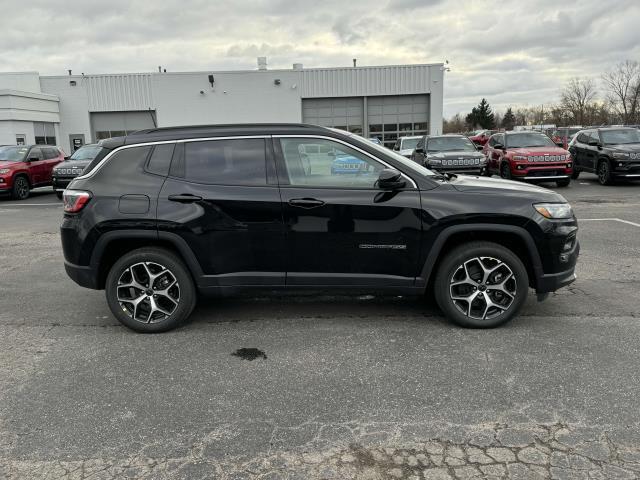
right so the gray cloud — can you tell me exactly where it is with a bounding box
[0,0,638,116]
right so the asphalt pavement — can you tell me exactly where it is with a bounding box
[0,176,639,479]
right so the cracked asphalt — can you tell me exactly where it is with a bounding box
[1,174,639,479]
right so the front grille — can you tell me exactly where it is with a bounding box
[55,168,83,176]
[529,155,566,162]
[441,158,481,167]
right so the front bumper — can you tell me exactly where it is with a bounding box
[535,240,580,294]
[511,162,572,181]
[612,161,640,178]
[52,176,75,191]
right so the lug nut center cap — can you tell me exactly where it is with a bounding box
[478,285,487,292]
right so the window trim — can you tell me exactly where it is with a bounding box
[273,134,418,190]
[75,135,269,181]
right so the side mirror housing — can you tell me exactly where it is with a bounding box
[588,140,600,147]
[493,143,505,150]
[555,141,564,147]
[28,156,39,162]
[377,168,406,190]
[64,156,70,160]
[415,147,425,154]
[476,144,484,151]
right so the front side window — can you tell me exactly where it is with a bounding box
[183,139,267,186]
[279,138,385,189]
[400,137,421,150]
[28,148,43,161]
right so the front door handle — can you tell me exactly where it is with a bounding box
[168,194,203,203]
[288,198,325,209]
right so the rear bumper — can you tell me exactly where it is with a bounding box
[64,260,99,289]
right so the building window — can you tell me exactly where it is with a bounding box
[34,122,56,145]
[96,130,136,140]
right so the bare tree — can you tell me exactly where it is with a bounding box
[602,60,640,125]
[560,78,597,125]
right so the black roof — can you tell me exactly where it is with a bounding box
[99,123,336,149]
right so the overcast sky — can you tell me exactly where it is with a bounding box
[1,0,639,117]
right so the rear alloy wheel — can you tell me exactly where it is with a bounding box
[11,176,30,200]
[105,248,196,332]
[556,178,571,187]
[55,191,63,200]
[500,163,512,180]
[597,160,614,185]
[434,242,529,328]
[570,168,580,180]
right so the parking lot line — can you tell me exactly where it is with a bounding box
[0,203,60,207]
[580,218,640,228]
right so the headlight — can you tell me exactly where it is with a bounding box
[513,155,528,161]
[613,152,630,160]
[534,203,573,219]
[0,168,10,174]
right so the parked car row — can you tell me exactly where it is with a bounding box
[0,144,101,200]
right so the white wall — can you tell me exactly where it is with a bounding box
[39,77,91,153]
[0,120,37,145]
[0,72,42,93]
[152,71,302,126]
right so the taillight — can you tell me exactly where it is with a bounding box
[63,190,92,213]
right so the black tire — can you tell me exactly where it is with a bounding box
[55,191,63,200]
[597,159,614,185]
[11,175,30,200]
[570,169,580,180]
[500,162,512,180]
[105,247,197,333]
[433,241,529,328]
[556,178,571,187]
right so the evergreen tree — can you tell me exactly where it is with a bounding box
[465,98,496,129]
[501,107,516,130]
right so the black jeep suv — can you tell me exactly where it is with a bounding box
[569,127,640,185]
[61,124,579,332]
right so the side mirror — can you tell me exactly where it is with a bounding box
[377,168,406,190]
[64,156,70,160]
[587,140,600,147]
[476,144,484,151]
[415,147,425,154]
[493,143,505,150]
[555,141,564,147]
[28,156,39,162]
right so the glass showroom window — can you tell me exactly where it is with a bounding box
[34,122,57,145]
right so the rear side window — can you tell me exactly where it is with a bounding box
[43,148,58,159]
[146,144,175,176]
[183,139,267,185]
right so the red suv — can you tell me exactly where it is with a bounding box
[468,129,496,146]
[0,145,66,200]
[483,132,573,187]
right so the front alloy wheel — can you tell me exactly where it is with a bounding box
[11,176,30,200]
[500,163,512,180]
[598,160,613,185]
[449,257,517,321]
[434,241,529,328]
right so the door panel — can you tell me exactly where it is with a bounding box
[275,136,422,286]
[156,138,285,287]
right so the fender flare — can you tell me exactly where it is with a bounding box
[416,223,544,288]
[89,229,204,281]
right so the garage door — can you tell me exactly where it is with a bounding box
[91,111,157,141]
[302,98,364,135]
[367,95,429,149]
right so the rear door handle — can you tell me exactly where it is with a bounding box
[168,194,203,203]
[288,198,325,209]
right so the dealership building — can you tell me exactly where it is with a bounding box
[0,60,444,154]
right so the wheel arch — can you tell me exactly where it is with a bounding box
[91,230,203,289]
[419,224,543,293]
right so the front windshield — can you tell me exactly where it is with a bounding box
[400,137,420,150]
[600,129,640,145]
[427,137,477,152]
[335,129,437,177]
[507,133,555,148]
[0,146,29,162]
[69,145,103,161]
